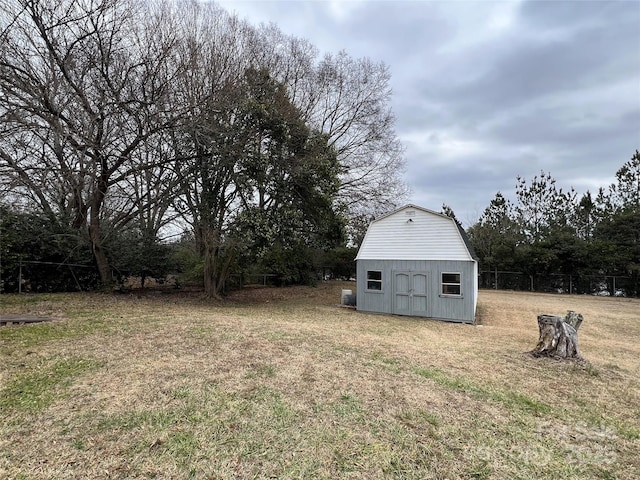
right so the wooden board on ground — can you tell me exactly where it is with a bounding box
[0,314,52,327]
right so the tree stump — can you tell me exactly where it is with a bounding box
[530,310,583,360]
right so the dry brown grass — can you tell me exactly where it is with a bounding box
[1,284,638,479]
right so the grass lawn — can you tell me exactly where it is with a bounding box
[1,283,639,479]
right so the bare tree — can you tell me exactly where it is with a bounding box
[246,29,408,233]
[166,1,253,298]
[106,134,181,241]
[167,3,347,297]
[1,0,408,293]
[310,52,407,212]
[0,0,180,285]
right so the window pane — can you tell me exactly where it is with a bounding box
[367,271,382,281]
[442,273,460,284]
[442,272,461,295]
[367,281,382,290]
[442,284,461,295]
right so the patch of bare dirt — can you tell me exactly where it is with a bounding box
[225,282,354,305]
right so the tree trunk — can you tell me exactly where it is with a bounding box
[530,310,583,360]
[202,225,222,299]
[89,219,112,289]
[89,172,113,288]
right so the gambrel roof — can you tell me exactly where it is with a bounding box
[355,204,477,262]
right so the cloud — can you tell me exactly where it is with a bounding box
[432,2,637,117]
[325,0,367,22]
[215,0,640,226]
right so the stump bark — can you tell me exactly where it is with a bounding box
[531,310,583,360]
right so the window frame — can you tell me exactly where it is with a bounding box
[366,270,383,292]
[441,272,462,297]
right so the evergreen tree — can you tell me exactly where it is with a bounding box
[514,171,576,242]
[468,192,521,272]
[609,150,640,212]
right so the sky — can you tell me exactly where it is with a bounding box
[216,0,640,226]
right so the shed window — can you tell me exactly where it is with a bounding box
[367,271,382,291]
[441,272,461,296]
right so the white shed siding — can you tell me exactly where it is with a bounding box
[355,205,472,261]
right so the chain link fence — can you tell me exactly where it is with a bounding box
[479,271,637,297]
[1,260,99,293]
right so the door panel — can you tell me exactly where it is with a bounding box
[396,273,410,293]
[412,296,427,315]
[396,295,410,313]
[394,272,411,315]
[411,273,429,316]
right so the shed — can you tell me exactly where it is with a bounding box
[355,204,478,323]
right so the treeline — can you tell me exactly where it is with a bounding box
[467,151,640,297]
[0,0,404,295]
[0,204,358,293]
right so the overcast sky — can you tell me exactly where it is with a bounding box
[217,0,640,226]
